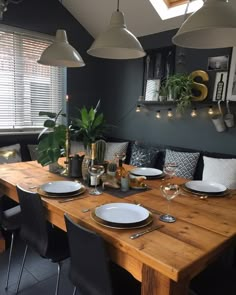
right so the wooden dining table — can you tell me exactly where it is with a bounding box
[0,160,236,295]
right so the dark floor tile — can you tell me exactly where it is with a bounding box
[23,256,58,281]
[1,235,236,295]
[1,270,38,294]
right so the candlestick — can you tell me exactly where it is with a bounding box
[61,94,71,177]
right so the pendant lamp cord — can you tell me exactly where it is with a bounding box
[117,0,119,11]
[184,0,191,21]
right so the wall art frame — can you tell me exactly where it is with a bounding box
[143,46,175,102]
[226,47,236,101]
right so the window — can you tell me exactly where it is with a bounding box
[0,25,66,132]
[149,0,203,20]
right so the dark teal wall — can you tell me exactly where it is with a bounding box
[1,1,236,154]
[99,30,236,155]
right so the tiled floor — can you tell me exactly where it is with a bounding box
[0,234,74,295]
[0,233,236,295]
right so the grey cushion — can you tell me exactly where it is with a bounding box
[130,144,159,167]
[165,149,200,179]
[28,144,38,161]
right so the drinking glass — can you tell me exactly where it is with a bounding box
[88,165,105,195]
[163,163,178,180]
[159,183,180,223]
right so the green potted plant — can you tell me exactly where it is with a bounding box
[37,110,66,170]
[71,103,107,149]
[71,103,108,181]
[161,73,194,113]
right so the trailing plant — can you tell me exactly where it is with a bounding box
[161,73,194,113]
[37,110,66,166]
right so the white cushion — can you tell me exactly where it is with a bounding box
[203,156,236,189]
[70,141,129,162]
[70,141,85,154]
[0,144,22,164]
[105,142,129,161]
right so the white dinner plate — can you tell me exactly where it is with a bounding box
[184,181,227,194]
[130,167,163,177]
[41,181,82,194]
[95,203,149,224]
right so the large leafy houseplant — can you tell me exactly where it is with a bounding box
[160,73,194,113]
[37,110,66,166]
[72,104,107,149]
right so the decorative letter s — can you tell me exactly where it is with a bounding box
[190,70,209,101]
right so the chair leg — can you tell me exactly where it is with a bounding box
[55,261,62,295]
[5,232,15,289]
[72,286,77,295]
[16,244,28,294]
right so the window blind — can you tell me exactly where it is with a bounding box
[0,25,66,131]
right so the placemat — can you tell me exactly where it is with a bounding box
[104,187,151,198]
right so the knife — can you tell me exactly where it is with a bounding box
[58,196,85,203]
[129,225,163,240]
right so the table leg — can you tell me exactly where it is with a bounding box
[0,229,6,253]
[141,264,189,295]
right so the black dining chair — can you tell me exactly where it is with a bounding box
[15,185,70,295]
[64,213,141,295]
[0,194,21,289]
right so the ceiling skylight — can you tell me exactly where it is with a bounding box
[149,0,203,20]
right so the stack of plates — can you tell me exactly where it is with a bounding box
[130,167,164,179]
[182,180,228,197]
[38,181,86,198]
[91,203,153,229]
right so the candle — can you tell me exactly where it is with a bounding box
[66,94,69,127]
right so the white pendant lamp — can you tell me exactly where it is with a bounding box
[172,0,236,49]
[87,0,146,59]
[38,30,85,67]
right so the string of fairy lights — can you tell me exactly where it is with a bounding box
[135,104,216,119]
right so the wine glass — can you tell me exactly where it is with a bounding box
[159,183,180,223]
[88,165,105,195]
[163,162,178,181]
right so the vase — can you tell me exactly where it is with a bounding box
[81,145,91,183]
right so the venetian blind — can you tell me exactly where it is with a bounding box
[0,25,66,131]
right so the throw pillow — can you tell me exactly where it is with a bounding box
[203,156,236,189]
[0,144,22,164]
[27,144,38,161]
[164,149,200,179]
[104,142,129,161]
[130,144,159,167]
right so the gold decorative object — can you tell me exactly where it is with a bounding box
[101,174,120,189]
[190,70,209,101]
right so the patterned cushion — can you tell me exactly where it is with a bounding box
[0,144,22,164]
[130,144,159,167]
[105,142,129,161]
[203,156,236,189]
[164,149,200,179]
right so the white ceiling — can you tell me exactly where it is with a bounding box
[62,0,190,38]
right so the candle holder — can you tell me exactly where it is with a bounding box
[61,127,71,177]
